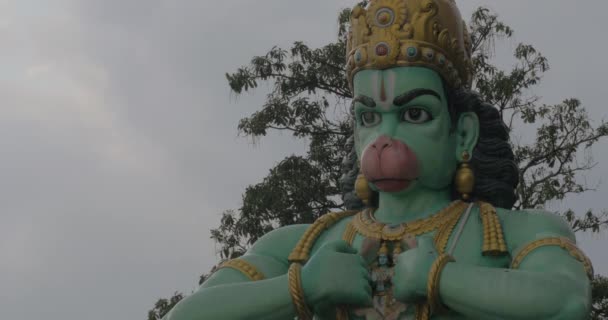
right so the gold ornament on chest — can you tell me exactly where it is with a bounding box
[343,200,468,252]
[341,200,469,319]
[289,201,506,319]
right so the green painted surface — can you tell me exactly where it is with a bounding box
[164,67,591,320]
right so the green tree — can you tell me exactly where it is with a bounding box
[148,4,608,319]
[593,275,608,319]
[147,292,183,320]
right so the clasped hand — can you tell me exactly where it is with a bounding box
[299,236,437,316]
[300,240,372,316]
[392,235,438,303]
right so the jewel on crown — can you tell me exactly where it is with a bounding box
[346,0,473,89]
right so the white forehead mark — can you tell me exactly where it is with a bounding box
[386,70,397,109]
[370,72,379,105]
[360,70,399,110]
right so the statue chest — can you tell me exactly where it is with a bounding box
[340,233,507,320]
[302,202,510,320]
[330,205,507,319]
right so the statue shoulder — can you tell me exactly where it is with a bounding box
[247,211,357,264]
[495,207,576,251]
[248,224,311,265]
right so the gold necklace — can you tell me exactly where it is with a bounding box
[339,201,468,320]
[350,200,467,241]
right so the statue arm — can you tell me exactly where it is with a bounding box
[164,272,297,320]
[163,224,309,320]
[438,211,592,320]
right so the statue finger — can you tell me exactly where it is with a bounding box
[360,268,371,282]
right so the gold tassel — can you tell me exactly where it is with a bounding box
[479,202,507,256]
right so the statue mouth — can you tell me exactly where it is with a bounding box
[371,178,414,192]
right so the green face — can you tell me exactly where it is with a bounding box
[353,67,477,195]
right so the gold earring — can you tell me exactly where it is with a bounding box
[355,173,371,205]
[455,151,474,200]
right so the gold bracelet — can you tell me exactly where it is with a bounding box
[216,259,265,281]
[427,253,455,315]
[288,263,313,319]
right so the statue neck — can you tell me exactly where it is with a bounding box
[373,187,453,224]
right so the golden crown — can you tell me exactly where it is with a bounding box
[346,0,473,89]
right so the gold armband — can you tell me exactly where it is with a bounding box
[289,210,357,263]
[217,258,265,281]
[427,253,455,315]
[510,237,594,279]
[288,263,313,320]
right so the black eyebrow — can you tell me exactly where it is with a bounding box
[353,95,376,108]
[393,89,441,106]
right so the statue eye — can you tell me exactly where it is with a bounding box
[402,108,432,124]
[361,112,382,127]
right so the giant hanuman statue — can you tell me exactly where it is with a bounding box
[164,0,593,319]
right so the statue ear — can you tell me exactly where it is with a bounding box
[455,112,480,160]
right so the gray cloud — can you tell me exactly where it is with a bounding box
[0,1,606,319]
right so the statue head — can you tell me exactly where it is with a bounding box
[340,0,519,209]
[353,67,478,196]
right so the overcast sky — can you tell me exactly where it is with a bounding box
[1,1,606,319]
